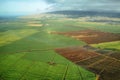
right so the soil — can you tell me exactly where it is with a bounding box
[55,46,99,62]
[108,52,120,60]
[53,29,120,80]
[88,58,120,80]
[51,30,120,44]
[55,46,120,80]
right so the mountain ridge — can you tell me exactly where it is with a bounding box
[47,10,120,18]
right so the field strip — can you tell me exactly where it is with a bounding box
[31,62,50,80]
[83,48,120,62]
[95,60,117,80]
[20,48,54,52]
[18,61,36,80]
[87,57,108,67]
[62,64,69,80]
[0,53,27,79]
[0,52,26,63]
[104,51,115,55]
[98,52,120,62]
[87,53,120,68]
[51,30,120,44]
[42,65,53,80]
[77,66,84,80]
[48,52,57,65]
[75,55,100,63]
[0,29,39,47]
[41,52,58,80]
[2,48,55,54]
[98,60,117,75]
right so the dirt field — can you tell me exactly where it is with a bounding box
[88,57,120,80]
[53,29,120,80]
[51,30,120,44]
[55,47,99,62]
[55,46,120,80]
[107,52,120,60]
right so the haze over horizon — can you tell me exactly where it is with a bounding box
[0,0,120,16]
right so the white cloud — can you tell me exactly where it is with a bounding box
[44,0,120,12]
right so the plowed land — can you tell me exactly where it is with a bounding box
[55,46,120,80]
[51,30,120,44]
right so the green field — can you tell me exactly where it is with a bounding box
[92,41,120,51]
[0,15,120,80]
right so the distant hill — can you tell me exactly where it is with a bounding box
[47,10,120,18]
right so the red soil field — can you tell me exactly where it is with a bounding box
[51,30,120,44]
[108,52,120,60]
[55,46,120,80]
[88,57,120,80]
[55,46,99,62]
[53,30,120,80]
[76,55,105,66]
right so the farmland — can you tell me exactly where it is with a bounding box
[0,13,120,80]
[92,41,120,51]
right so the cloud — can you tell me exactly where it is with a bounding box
[43,0,120,12]
[0,0,119,16]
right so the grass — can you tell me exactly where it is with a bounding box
[76,22,120,33]
[0,29,38,47]
[0,17,95,80]
[91,41,120,51]
[0,31,85,54]
[0,51,96,80]
[42,19,88,32]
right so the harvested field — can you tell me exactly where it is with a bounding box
[76,55,105,66]
[88,58,120,80]
[55,47,99,62]
[55,46,120,80]
[51,30,120,44]
[107,52,120,60]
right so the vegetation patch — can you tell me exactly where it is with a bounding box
[0,29,38,47]
[91,41,120,50]
[27,22,43,27]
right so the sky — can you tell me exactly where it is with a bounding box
[0,0,120,16]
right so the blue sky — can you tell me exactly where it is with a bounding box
[0,0,51,16]
[0,0,120,16]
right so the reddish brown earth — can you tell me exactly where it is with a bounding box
[51,30,120,44]
[55,46,120,80]
[55,47,99,62]
[87,57,120,80]
[107,52,120,60]
[53,29,120,80]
